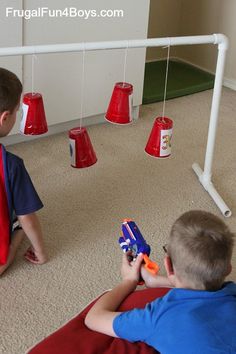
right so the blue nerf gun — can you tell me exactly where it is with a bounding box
[119,219,159,275]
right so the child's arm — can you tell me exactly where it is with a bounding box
[18,212,48,264]
[85,253,144,336]
[141,266,173,288]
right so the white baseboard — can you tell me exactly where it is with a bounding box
[171,56,215,75]
[145,57,236,92]
[177,57,236,91]
[1,106,140,146]
[223,77,236,91]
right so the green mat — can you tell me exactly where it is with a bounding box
[142,59,215,104]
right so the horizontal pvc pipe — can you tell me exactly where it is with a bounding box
[0,34,228,57]
[192,163,231,217]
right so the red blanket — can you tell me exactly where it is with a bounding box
[28,287,170,354]
[0,144,11,264]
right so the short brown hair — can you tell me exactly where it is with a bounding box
[168,210,234,290]
[0,67,22,113]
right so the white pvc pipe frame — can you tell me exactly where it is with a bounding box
[0,33,231,217]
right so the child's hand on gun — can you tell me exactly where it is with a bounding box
[119,219,159,285]
[121,251,144,283]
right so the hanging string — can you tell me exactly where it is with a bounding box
[31,54,37,95]
[122,41,129,87]
[161,44,171,121]
[79,44,85,130]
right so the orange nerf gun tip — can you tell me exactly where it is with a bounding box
[143,254,159,275]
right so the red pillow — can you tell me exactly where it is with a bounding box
[28,287,170,354]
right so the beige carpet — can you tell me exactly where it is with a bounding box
[1,88,236,354]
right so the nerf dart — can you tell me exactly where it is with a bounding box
[119,219,159,275]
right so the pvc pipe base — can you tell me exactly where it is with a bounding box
[192,163,232,217]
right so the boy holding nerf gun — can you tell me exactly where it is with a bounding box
[85,211,236,353]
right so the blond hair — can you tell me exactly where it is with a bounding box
[168,210,234,290]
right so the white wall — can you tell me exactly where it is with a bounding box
[0,0,23,135]
[218,0,236,85]
[0,0,150,138]
[147,0,236,88]
[177,0,221,74]
[178,0,236,88]
[147,0,182,61]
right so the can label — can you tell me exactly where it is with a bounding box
[160,128,172,157]
[69,138,76,167]
[20,103,29,134]
[129,93,133,122]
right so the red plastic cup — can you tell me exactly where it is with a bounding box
[20,93,48,135]
[145,117,173,158]
[105,82,133,124]
[69,127,97,168]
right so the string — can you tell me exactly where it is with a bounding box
[79,44,85,130]
[161,43,171,121]
[31,54,37,95]
[122,41,129,87]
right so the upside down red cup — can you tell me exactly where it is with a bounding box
[145,117,173,158]
[20,93,48,135]
[69,127,97,168]
[105,82,133,124]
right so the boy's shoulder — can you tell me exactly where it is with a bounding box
[5,150,24,171]
[4,150,28,182]
[0,144,24,175]
[165,281,236,299]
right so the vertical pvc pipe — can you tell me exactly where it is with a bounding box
[202,36,228,185]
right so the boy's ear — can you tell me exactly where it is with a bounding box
[0,111,10,126]
[164,255,174,276]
